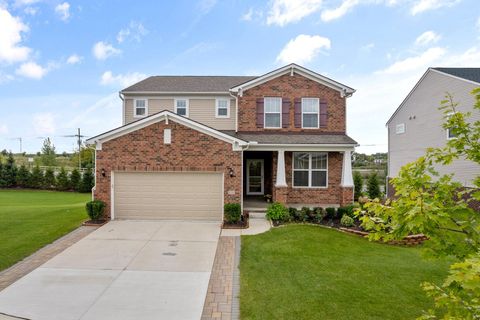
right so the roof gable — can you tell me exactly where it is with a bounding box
[432,67,480,84]
[86,110,247,149]
[229,63,355,97]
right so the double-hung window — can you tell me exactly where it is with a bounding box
[216,98,230,118]
[302,98,319,128]
[134,99,147,118]
[293,152,328,187]
[446,112,457,139]
[264,97,281,128]
[175,98,189,117]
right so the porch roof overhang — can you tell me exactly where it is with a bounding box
[245,143,356,152]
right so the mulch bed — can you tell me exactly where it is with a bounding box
[82,219,108,226]
[222,212,249,229]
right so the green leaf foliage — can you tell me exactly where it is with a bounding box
[266,202,289,222]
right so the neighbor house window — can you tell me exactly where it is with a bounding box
[216,98,230,118]
[302,98,319,128]
[134,99,147,117]
[396,123,405,134]
[175,98,189,116]
[446,113,457,139]
[293,152,328,188]
[264,97,281,128]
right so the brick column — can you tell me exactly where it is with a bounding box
[273,187,288,204]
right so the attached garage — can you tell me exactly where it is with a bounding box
[113,171,223,221]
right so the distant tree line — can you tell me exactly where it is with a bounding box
[0,152,94,193]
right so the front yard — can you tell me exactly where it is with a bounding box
[240,225,451,320]
[0,190,90,271]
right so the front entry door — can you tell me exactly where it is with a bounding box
[246,159,264,195]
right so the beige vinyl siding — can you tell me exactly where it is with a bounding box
[113,171,223,221]
[124,96,236,130]
[388,70,480,187]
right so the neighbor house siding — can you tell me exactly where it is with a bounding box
[124,96,236,130]
[388,70,480,187]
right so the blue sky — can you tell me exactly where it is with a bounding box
[0,0,479,153]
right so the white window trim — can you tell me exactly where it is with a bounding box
[301,97,320,129]
[396,123,405,134]
[174,98,189,117]
[215,98,230,118]
[264,97,282,129]
[446,112,457,140]
[292,152,328,188]
[133,98,148,118]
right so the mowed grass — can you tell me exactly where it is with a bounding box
[240,225,451,320]
[0,189,90,271]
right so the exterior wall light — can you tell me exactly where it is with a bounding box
[101,168,106,177]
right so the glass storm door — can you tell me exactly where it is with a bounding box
[247,159,264,195]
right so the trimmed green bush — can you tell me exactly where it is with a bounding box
[266,202,289,222]
[340,214,355,227]
[30,165,44,189]
[44,168,56,189]
[70,168,81,191]
[325,207,337,219]
[353,171,363,201]
[16,165,30,188]
[56,167,70,191]
[79,169,94,193]
[224,203,241,223]
[300,207,311,222]
[313,207,324,223]
[85,200,106,221]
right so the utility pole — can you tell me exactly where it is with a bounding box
[9,137,22,153]
[61,128,87,171]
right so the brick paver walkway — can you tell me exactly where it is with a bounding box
[0,226,98,291]
[201,236,240,320]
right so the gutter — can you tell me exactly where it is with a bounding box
[119,92,125,125]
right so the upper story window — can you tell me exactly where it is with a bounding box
[175,98,189,117]
[396,123,405,134]
[446,112,457,139]
[293,152,328,188]
[302,98,319,128]
[264,97,282,128]
[134,99,148,118]
[216,98,230,118]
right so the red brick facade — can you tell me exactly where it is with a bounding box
[94,121,242,219]
[237,73,346,133]
[270,151,352,206]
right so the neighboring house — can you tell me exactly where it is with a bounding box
[386,67,480,196]
[86,64,358,221]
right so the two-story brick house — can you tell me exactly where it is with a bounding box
[86,64,358,221]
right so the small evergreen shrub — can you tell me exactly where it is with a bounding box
[340,214,355,227]
[70,168,81,191]
[56,167,70,191]
[16,165,30,188]
[353,171,363,201]
[367,172,381,199]
[79,169,94,193]
[44,168,56,189]
[300,207,311,222]
[325,207,337,219]
[288,207,298,221]
[224,203,241,223]
[30,165,44,189]
[85,200,106,221]
[312,207,324,223]
[266,202,289,222]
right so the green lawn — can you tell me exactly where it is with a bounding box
[240,225,451,320]
[0,189,90,271]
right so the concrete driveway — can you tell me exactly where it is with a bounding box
[0,220,220,320]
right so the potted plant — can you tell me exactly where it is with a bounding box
[264,194,272,203]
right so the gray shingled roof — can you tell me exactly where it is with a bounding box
[221,131,358,145]
[121,76,257,93]
[433,68,480,84]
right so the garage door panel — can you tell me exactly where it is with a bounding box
[113,172,223,221]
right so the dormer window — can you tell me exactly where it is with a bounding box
[134,99,147,118]
[175,98,189,117]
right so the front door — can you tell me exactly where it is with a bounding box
[246,159,264,195]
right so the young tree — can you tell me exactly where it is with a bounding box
[353,171,363,201]
[357,89,480,319]
[367,172,381,199]
[70,168,81,191]
[44,168,56,189]
[79,169,94,193]
[16,165,31,188]
[0,162,5,188]
[56,167,70,191]
[3,152,17,187]
[30,165,44,189]
[40,138,57,167]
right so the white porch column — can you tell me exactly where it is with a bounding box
[341,150,354,187]
[275,149,287,187]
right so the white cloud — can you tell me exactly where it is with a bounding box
[66,54,82,64]
[92,41,121,60]
[321,0,360,22]
[117,21,148,43]
[15,61,48,79]
[0,8,31,63]
[100,71,146,88]
[379,47,445,74]
[0,71,14,84]
[198,0,217,14]
[24,6,38,15]
[415,31,441,46]
[242,8,254,21]
[360,42,375,52]
[276,34,331,65]
[13,0,40,6]
[0,124,8,134]
[33,113,55,135]
[476,16,480,31]
[266,0,323,26]
[410,0,460,15]
[54,2,70,21]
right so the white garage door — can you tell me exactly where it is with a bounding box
[113,172,223,221]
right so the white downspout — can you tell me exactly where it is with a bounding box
[119,92,125,125]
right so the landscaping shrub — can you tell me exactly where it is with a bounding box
[85,200,106,221]
[1,153,17,187]
[325,207,337,219]
[337,206,347,218]
[344,204,357,218]
[266,202,289,222]
[56,167,70,191]
[79,169,94,193]
[313,207,324,223]
[44,168,56,189]
[353,171,363,201]
[70,168,81,191]
[340,214,355,227]
[16,165,30,188]
[288,207,301,221]
[30,165,44,189]
[224,203,241,223]
[367,172,381,199]
[300,207,311,222]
